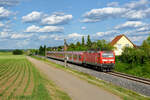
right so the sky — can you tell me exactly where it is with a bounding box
[0,0,150,49]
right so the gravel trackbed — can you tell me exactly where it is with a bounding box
[27,56,121,100]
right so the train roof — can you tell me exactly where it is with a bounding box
[47,51,114,54]
[47,51,84,54]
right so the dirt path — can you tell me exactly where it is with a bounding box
[27,57,121,100]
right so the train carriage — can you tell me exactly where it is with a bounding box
[66,52,84,64]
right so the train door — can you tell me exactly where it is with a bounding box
[97,52,101,64]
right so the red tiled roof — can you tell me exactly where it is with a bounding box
[110,34,136,47]
[110,34,124,46]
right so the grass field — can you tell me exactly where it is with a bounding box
[0,53,71,100]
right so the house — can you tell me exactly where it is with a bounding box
[110,34,136,56]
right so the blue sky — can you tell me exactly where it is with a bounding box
[0,0,150,49]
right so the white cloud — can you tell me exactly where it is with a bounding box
[41,13,73,25]
[82,7,127,22]
[107,2,119,7]
[39,26,64,33]
[115,21,147,30]
[96,30,119,37]
[39,35,48,40]
[22,11,43,23]
[81,26,86,30]
[22,11,73,25]
[0,22,4,27]
[123,10,147,20]
[26,25,64,33]
[0,7,12,19]
[49,34,64,40]
[0,31,10,38]
[81,0,150,22]
[122,0,150,20]
[81,18,100,23]
[11,33,33,39]
[68,33,83,38]
[25,25,40,32]
[137,26,150,32]
[128,35,147,42]
[0,0,19,6]
[125,0,149,9]
[16,39,29,47]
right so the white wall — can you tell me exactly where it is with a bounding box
[114,36,134,56]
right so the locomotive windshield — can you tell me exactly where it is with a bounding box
[102,52,114,58]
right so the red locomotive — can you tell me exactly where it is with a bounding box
[47,51,115,71]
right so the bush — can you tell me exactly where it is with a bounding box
[120,47,149,65]
[13,49,23,55]
[115,62,129,72]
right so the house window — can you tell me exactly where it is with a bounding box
[125,44,129,47]
[117,44,122,49]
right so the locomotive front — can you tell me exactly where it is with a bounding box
[100,51,115,71]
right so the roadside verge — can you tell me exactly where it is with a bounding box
[31,56,150,100]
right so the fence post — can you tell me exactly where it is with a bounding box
[64,39,67,68]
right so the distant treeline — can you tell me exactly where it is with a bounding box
[29,45,46,56]
[0,49,14,52]
[47,35,114,51]
[28,35,114,56]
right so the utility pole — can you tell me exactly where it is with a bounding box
[64,39,67,68]
[45,47,47,58]
[44,45,47,58]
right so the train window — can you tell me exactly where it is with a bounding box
[98,53,100,57]
[102,53,113,58]
[69,54,72,58]
[73,54,77,59]
[79,55,81,59]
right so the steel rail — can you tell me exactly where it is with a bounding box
[106,71,150,85]
[45,56,150,86]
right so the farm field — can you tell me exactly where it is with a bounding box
[0,53,71,100]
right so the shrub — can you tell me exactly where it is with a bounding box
[13,49,23,55]
[120,47,149,65]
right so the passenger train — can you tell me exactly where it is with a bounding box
[46,51,115,72]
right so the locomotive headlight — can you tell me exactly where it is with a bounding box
[109,59,114,61]
[102,59,108,61]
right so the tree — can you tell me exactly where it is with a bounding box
[82,36,85,46]
[28,49,38,55]
[76,41,81,51]
[44,45,46,56]
[13,49,23,55]
[141,40,150,60]
[86,35,92,49]
[95,40,114,51]
[39,45,43,55]
[39,45,46,56]
[67,43,76,51]
[146,35,150,45]
[57,46,63,51]
[91,42,98,50]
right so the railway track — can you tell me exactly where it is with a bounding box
[37,56,150,96]
[107,71,150,85]
[46,55,150,86]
